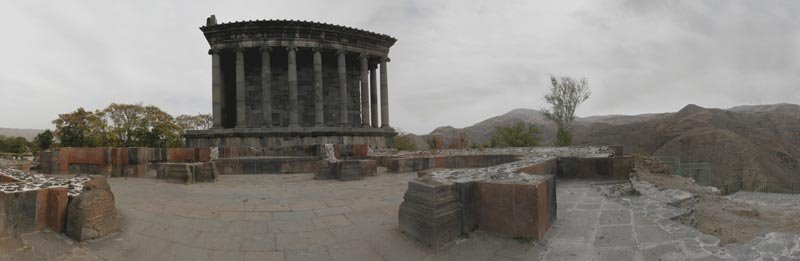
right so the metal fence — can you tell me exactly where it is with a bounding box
[679,163,712,186]
[720,179,800,195]
[655,156,800,195]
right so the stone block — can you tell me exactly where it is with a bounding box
[65,184,120,241]
[167,148,197,162]
[557,157,578,179]
[0,190,38,237]
[36,188,68,233]
[398,179,462,248]
[612,156,634,179]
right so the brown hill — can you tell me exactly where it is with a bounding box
[406,103,800,186]
[0,128,44,141]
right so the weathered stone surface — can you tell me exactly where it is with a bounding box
[314,159,377,181]
[65,184,120,241]
[0,190,37,237]
[398,178,462,248]
[36,188,68,233]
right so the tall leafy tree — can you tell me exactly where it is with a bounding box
[541,76,591,146]
[33,129,54,151]
[175,114,213,132]
[52,108,108,147]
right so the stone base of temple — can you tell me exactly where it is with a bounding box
[183,127,397,149]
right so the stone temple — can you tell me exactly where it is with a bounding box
[184,15,397,148]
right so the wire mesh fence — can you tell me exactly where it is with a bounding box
[654,156,800,195]
[720,179,800,195]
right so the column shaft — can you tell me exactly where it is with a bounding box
[359,55,369,127]
[313,48,324,126]
[210,49,223,128]
[369,66,378,128]
[288,47,299,127]
[337,50,348,126]
[380,57,390,127]
[235,48,246,128]
[260,47,272,127]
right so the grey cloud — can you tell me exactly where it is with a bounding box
[0,0,798,134]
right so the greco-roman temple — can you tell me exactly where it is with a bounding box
[185,15,397,148]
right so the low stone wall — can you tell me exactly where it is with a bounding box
[315,160,377,181]
[157,162,219,184]
[385,154,519,173]
[185,132,395,149]
[213,156,321,174]
[38,147,212,177]
[556,156,634,180]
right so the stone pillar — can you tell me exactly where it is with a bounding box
[235,48,246,128]
[380,57,390,128]
[313,48,324,126]
[369,64,378,128]
[359,54,370,127]
[260,47,272,127]
[288,46,299,127]
[210,49,223,128]
[337,49,348,126]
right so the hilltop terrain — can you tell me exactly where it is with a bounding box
[407,103,800,186]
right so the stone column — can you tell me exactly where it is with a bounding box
[210,49,223,128]
[235,48,246,128]
[313,48,324,126]
[337,49,348,126]
[260,46,272,127]
[288,46,299,127]
[369,64,378,128]
[359,54,370,127]
[380,57,390,128]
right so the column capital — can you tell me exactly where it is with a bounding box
[380,56,391,63]
[259,46,272,53]
[358,53,370,60]
[234,47,245,54]
[311,46,323,53]
[336,48,347,56]
[287,46,298,52]
[208,48,223,55]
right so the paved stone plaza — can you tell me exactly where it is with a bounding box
[2,170,798,260]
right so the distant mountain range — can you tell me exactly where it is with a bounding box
[0,128,45,141]
[404,103,800,186]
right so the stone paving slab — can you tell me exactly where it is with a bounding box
[2,173,798,260]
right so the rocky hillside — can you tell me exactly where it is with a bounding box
[407,103,800,186]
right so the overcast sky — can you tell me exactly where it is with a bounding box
[1,0,798,134]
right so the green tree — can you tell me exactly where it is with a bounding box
[33,129,54,151]
[176,114,213,132]
[102,103,183,147]
[394,135,416,151]
[490,122,542,148]
[541,76,591,146]
[52,108,108,147]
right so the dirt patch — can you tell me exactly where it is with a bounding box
[635,155,800,245]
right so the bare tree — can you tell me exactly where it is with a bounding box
[541,76,591,146]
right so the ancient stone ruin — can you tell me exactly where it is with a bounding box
[184,16,398,148]
[0,166,120,241]
[371,146,633,248]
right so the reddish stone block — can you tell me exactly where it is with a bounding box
[167,148,196,162]
[197,147,211,162]
[474,182,515,236]
[352,144,369,159]
[36,188,68,233]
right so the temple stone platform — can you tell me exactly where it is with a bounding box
[372,146,633,248]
